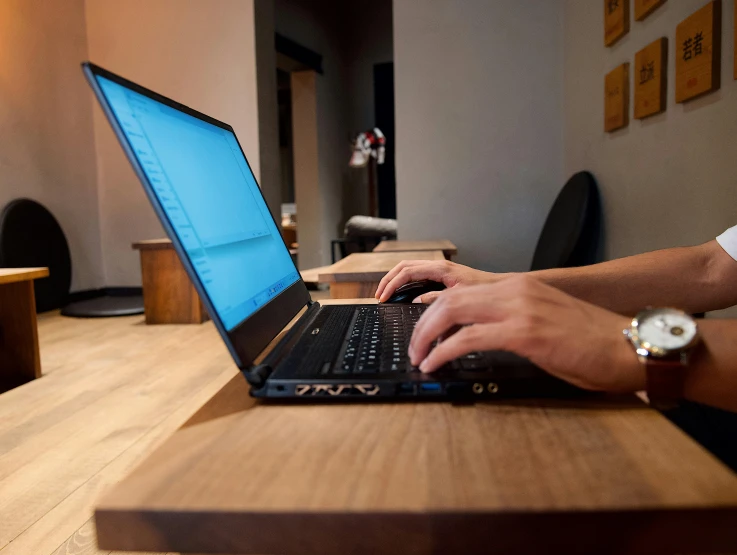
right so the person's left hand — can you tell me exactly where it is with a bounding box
[409,275,645,392]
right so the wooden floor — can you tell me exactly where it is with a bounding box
[0,309,248,555]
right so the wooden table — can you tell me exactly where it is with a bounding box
[132,239,208,325]
[0,267,49,389]
[95,299,737,555]
[319,250,445,299]
[374,239,458,260]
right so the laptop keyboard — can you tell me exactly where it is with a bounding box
[288,305,489,377]
[335,305,424,374]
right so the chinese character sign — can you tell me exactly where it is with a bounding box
[635,0,667,21]
[675,0,722,103]
[635,38,668,119]
[605,63,629,132]
[604,0,629,46]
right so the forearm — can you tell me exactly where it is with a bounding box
[519,241,737,315]
[684,320,737,412]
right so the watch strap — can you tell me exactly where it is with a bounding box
[643,356,686,411]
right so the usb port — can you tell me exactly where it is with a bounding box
[419,382,442,394]
[397,383,415,395]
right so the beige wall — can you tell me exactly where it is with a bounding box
[0,0,103,291]
[564,0,736,259]
[393,0,565,272]
[564,0,736,316]
[85,0,262,285]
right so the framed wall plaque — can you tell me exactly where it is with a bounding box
[675,0,722,103]
[604,0,630,46]
[635,0,667,21]
[605,63,630,132]
[634,37,668,119]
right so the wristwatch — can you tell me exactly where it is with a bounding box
[623,308,701,410]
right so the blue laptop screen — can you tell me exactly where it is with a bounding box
[95,75,299,330]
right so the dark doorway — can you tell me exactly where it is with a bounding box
[374,62,396,219]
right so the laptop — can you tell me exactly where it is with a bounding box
[83,62,576,401]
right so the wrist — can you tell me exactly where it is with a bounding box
[614,317,647,392]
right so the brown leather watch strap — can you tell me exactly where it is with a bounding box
[644,357,686,410]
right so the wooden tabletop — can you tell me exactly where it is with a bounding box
[318,251,445,283]
[0,268,49,285]
[374,239,458,257]
[95,300,737,555]
[131,238,173,250]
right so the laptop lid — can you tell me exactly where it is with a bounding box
[82,62,311,369]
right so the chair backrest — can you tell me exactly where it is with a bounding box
[0,199,72,312]
[530,172,601,271]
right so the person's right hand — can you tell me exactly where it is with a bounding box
[375,260,499,303]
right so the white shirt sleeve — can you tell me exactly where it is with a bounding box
[716,225,737,261]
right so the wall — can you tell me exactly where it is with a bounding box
[85,0,262,285]
[564,0,736,260]
[0,0,103,291]
[564,0,736,317]
[393,0,565,272]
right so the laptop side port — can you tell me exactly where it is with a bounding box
[419,382,443,394]
[397,383,416,395]
[472,383,484,394]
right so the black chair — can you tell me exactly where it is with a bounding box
[0,198,143,317]
[0,199,72,312]
[530,171,601,271]
[330,215,398,263]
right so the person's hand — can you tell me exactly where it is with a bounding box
[409,275,645,392]
[375,260,498,303]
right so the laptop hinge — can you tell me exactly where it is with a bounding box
[243,301,321,389]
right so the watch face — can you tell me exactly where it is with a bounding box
[637,309,698,352]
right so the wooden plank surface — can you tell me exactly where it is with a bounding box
[94,303,737,555]
[0,268,49,285]
[373,240,457,257]
[0,310,239,555]
[318,251,445,283]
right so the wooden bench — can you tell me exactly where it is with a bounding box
[0,267,49,389]
[373,239,458,259]
[318,250,445,298]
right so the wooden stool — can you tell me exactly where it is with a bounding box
[132,240,208,325]
[0,268,49,389]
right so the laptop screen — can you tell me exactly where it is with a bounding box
[94,75,300,330]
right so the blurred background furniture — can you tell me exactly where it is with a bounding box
[530,171,601,271]
[0,267,49,391]
[331,215,397,263]
[0,198,143,318]
[373,239,457,260]
[0,199,71,312]
[133,239,208,325]
[318,250,444,299]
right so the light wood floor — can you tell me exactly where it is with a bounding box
[0,309,250,555]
